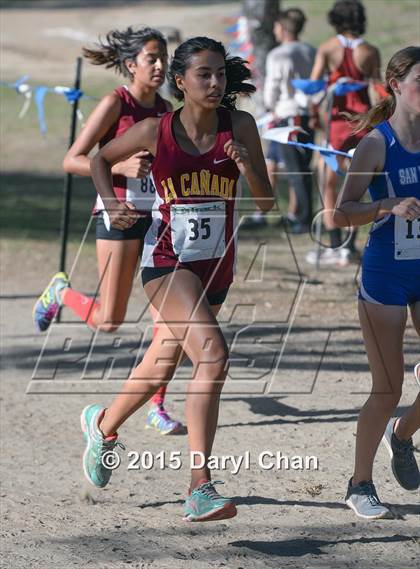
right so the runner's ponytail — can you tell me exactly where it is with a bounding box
[352,46,420,132]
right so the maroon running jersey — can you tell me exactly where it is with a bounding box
[94,86,167,214]
[141,108,241,294]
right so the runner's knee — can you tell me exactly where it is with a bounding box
[192,335,229,384]
[368,390,402,413]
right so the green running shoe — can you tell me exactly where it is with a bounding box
[183,480,237,522]
[33,271,69,332]
[80,404,124,488]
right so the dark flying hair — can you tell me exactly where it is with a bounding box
[328,1,366,36]
[83,26,167,78]
[168,36,255,110]
[353,46,420,132]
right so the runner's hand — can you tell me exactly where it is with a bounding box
[224,139,251,176]
[112,150,151,179]
[108,201,140,230]
[391,197,420,221]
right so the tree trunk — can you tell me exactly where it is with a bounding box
[242,0,280,115]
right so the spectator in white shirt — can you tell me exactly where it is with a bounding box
[264,8,316,233]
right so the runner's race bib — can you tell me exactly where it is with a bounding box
[126,175,156,211]
[394,216,420,260]
[170,201,226,262]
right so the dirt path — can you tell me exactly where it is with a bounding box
[1,234,419,569]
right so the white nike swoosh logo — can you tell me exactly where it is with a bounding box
[390,137,396,147]
[213,158,229,164]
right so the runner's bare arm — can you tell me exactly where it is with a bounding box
[229,110,274,212]
[62,93,122,176]
[366,46,384,104]
[354,43,381,80]
[310,45,328,80]
[368,45,382,81]
[333,132,418,226]
[90,117,159,208]
[62,92,152,179]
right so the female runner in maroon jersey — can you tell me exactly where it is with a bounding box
[81,36,274,522]
[33,27,182,434]
[307,1,382,265]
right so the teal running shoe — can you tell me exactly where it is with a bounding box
[80,404,124,488]
[33,271,69,332]
[183,480,237,522]
[145,404,184,435]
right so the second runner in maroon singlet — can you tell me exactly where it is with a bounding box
[95,85,168,215]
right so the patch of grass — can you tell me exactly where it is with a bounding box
[0,171,95,242]
[282,0,419,64]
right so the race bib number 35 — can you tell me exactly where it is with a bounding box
[170,201,226,262]
[394,216,420,260]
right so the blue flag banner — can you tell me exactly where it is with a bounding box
[36,86,94,133]
[1,77,98,133]
[262,128,352,175]
[334,81,366,96]
[292,78,367,97]
[287,141,351,174]
[0,75,29,91]
[34,86,50,134]
[1,76,33,118]
[60,87,83,103]
[12,75,30,91]
[291,79,327,95]
[287,140,351,158]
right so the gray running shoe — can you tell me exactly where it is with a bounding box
[382,418,420,491]
[345,478,390,519]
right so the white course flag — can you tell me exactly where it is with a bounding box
[256,113,274,131]
[262,126,308,144]
[262,128,355,174]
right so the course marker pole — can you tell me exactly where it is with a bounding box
[57,57,82,322]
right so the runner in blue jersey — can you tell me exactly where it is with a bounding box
[333,46,420,520]
[358,117,420,305]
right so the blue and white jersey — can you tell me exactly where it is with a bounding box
[359,121,420,306]
[366,121,420,261]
